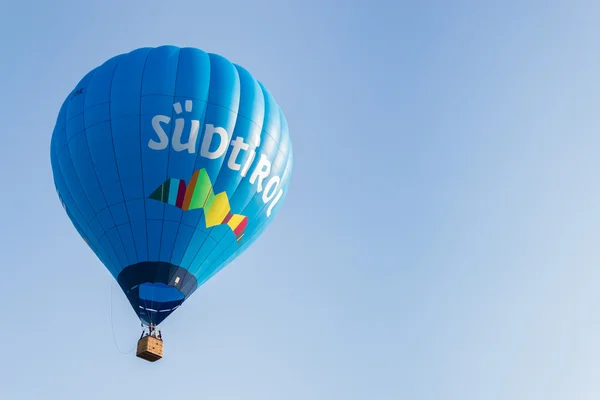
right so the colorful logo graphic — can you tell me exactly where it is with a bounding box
[149,169,248,243]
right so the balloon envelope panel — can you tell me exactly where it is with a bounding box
[50,46,293,325]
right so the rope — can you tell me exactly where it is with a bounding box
[110,281,135,354]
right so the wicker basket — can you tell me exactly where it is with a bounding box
[136,336,164,362]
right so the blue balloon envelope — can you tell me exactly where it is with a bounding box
[50,46,293,326]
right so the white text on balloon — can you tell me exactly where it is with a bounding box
[148,101,285,217]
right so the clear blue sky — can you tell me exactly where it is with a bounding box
[2,1,600,399]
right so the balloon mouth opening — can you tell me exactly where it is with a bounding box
[117,261,198,326]
[134,282,185,325]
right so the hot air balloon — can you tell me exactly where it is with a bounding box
[50,45,293,362]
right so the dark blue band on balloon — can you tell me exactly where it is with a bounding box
[117,262,197,325]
